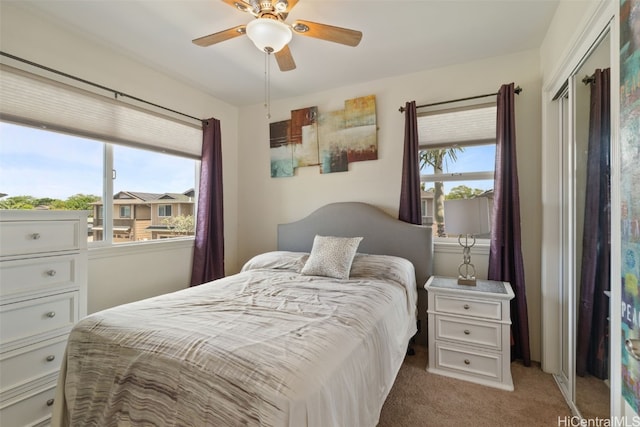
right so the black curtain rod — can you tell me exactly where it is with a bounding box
[582,74,596,85]
[0,51,204,124]
[398,85,523,113]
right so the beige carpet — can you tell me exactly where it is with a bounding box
[378,346,571,427]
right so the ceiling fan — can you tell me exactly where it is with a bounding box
[192,0,363,72]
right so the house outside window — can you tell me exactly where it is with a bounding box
[418,100,496,239]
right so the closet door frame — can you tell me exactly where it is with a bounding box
[540,0,620,417]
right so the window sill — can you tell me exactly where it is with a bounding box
[89,237,194,260]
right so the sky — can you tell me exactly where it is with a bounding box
[0,122,196,200]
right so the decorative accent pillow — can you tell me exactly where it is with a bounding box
[300,235,363,279]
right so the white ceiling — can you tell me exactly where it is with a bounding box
[14,0,561,106]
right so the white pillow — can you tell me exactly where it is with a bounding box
[301,235,363,279]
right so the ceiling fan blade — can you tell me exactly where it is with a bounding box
[192,25,246,47]
[292,20,362,47]
[221,0,257,15]
[275,45,296,71]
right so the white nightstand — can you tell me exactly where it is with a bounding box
[425,275,514,391]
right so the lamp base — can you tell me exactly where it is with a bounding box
[457,276,477,286]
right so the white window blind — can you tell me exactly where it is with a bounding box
[418,103,496,149]
[0,64,202,159]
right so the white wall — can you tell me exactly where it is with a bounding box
[540,0,601,81]
[0,3,240,313]
[236,49,544,362]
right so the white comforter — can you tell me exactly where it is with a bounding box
[52,251,417,427]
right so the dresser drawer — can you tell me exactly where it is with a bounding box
[434,342,502,382]
[0,220,81,257]
[0,292,79,350]
[0,381,56,427]
[1,336,67,394]
[0,254,82,298]
[435,316,501,350]
[434,294,503,320]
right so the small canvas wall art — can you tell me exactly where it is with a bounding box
[343,94,378,163]
[270,120,294,177]
[291,106,319,168]
[269,95,377,177]
[318,109,348,173]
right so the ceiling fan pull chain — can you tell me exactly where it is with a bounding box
[264,49,272,119]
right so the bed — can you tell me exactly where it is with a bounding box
[51,202,432,427]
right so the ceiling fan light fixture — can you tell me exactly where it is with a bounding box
[246,18,292,53]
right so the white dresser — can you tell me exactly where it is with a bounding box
[425,275,514,391]
[0,210,88,426]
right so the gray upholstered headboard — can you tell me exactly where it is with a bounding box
[277,202,433,288]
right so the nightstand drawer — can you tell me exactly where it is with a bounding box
[0,254,81,298]
[435,316,501,349]
[434,343,501,382]
[0,292,79,350]
[434,294,502,320]
[0,220,81,257]
[0,381,56,427]
[0,336,67,394]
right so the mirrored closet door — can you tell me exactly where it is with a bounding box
[556,30,612,419]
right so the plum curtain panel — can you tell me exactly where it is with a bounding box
[399,101,422,225]
[576,68,611,379]
[488,83,531,366]
[190,118,225,286]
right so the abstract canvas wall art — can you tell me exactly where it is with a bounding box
[269,95,377,177]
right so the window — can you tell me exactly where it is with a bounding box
[120,206,131,218]
[0,63,202,246]
[0,122,198,245]
[158,205,172,217]
[418,101,496,238]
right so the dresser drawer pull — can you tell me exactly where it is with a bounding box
[46,398,55,407]
[47,269,57,277]
[464,359,471,365]
[46,355,56,362]
[46,311,56,318]
[31,232,41,240]
[463,304,470,310]
[464,330,471,335]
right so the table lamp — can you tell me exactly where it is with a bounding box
[443,197,491,285]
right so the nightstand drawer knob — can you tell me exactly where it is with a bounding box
[464,330,471,335]
[46,398,55,407]
[46,311,56,318]
[47,269,57,277]
[464,359,471,365]
[31,232,41,240]
[463,304,470,310]
[46,355,56,362]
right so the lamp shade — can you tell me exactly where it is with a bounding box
[443,197,491,236]
[246,19,292,53]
